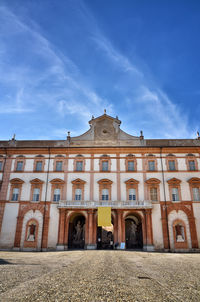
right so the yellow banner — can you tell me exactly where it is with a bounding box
[98,207,111,227]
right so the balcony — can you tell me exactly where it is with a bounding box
[58,200,152,209]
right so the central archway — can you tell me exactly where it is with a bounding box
[97,217,114,249]
[125,214,143,249]
[68,213,86,249]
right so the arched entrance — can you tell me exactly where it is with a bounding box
[125,214,143,249]
[68,213,86,249]
[97,217,114,249]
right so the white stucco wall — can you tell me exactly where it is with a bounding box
[152,203,164,249]
[0,203,19,248]
[48,204,59,248]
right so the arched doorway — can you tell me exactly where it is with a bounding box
[125,214,143,249]
[68,213,86,249]
[97,217,114,249]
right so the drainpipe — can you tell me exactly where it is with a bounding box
[160,147,170,250]
[41,147,50,251]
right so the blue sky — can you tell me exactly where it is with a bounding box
[0,0,200,140]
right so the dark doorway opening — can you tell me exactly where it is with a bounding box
[97,221,114,250]
[125,215,143,249]
[68,214,85,249]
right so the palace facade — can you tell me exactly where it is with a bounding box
[0,112,200,252]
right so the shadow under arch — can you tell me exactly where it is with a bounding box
[125,212,143,249]
[68,212,86,249]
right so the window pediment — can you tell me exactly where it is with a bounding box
[125,178,139,185]
[50,178,65,184]
[30,178,44,184]
[167,177,181,185]
[187,177,200,184]
[71,178,86,185]
[146,178,161,185]
[98,178,113,185]
[10,178,24,184]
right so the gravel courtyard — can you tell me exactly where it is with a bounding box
[0,251,200,302]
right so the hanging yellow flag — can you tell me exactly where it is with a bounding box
[98,207,111,227]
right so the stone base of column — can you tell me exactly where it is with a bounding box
[41,248,48,252]
[56,244,65,251]
[13,247,20,251]
[143,245,155,252]
[86,244,96,250]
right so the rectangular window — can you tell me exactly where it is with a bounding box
[168,160,175,171]
[16,161,23,171]
[193,187,200,201]
[129,188,136,200]
[148,161,155,171]
[189,160,196,171]
[76,161,83,171]
[75,188,82,200]
[102,161,108,171]
[0,161,3,171]
[128,161,135,171]
[12,188,19,201]
[53,188,61,202]
[150,187,158,201]
[102,188,109,200]
[33,188,40,202]
[56,161,63,171]
[36,161,42,171]
[172,187,179,201]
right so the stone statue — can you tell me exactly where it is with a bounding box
[27,224,36,241]
[74,221,82,242]
[129,221,137,244]
[175,224,185,242]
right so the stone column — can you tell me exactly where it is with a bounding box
[87,209,96,249]
[41,207,50,251]
[57,209,65,250]
[63,211,69,249]
[14,215,23,250]
[144,209,154,251]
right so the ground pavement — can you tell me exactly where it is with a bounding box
[0,250,200,302]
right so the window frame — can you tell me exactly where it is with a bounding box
[98,178,113,201]
[167,178,182,202]
[146,178,161,202]
[125,178,139,201]
[187,177,200,201]
[185,154,198,171]
[14,156,26,172]
[99,155,111,172]
[71,178,86,201]
[9,178,24,202]
[30,178,44,202]
[125,154,137,172]
[50,178,65,202]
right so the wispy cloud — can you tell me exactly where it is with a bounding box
[0,5,111,121]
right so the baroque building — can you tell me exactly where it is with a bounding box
[0,112,200,252]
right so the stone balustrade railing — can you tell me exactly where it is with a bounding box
[58,200,152,209]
